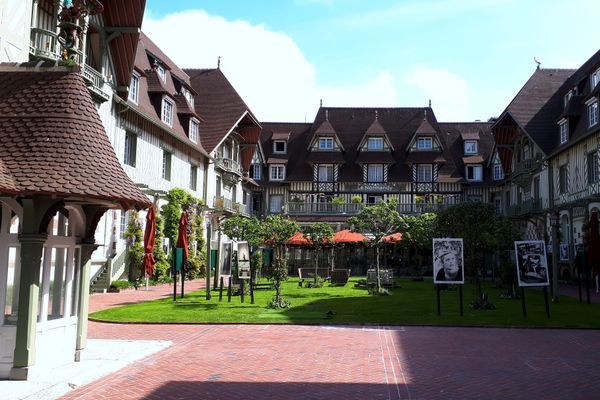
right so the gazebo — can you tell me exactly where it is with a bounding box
[0,64,150,380]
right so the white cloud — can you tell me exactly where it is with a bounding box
[143,10,398,122]
[403,67,470,121]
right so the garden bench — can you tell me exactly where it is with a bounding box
[330,269,351,285]
[298,267,331,286]
[366,268,395,288]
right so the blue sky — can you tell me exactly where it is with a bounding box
[143,0,599,123]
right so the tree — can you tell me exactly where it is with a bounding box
[435,202,519,298]
[348,200,404,293]
[302,222,334,286]
[400,213,437,275]
[220,215,263,277]
[259,215,300,308]
[124,210,144,281]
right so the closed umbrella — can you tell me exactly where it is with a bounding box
[176,212,189,298]
[141,207,156,290]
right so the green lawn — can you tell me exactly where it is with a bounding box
[90,277,600,328]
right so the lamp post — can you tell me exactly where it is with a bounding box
[205,218,212,300]
[549,212,559,302]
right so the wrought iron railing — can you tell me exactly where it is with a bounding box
[215,157,243,175]
[213,196,248,215]
[30,28,61,60]
[506,198,545,217]
[513,155,543,176]
[285,202,453,216]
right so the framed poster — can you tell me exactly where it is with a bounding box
[237,241,251,279]
[221,242,232,276]
[559,244,569,261]
[433,238,464,284]
[514,240,550,287]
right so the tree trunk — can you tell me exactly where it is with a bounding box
[314,246,319,284]
[376,245,382,292]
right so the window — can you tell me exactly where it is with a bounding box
[367,164,384,182]
[367,137,384,150]
[466,165,483,181]
[318,165,334,182]
[119,210,128,239]
[559,164,568,193]
[162,150,172,181]
[319,137,334,150]
[269,165,285,181]
[273,140,287,154]
[493,163,504,180]
[269,195,284,213]
[559,120,569,144]
[123,131,137,167]
[128,72,139,104]
[161,97,174,126]
[367,195,383,204]
[591,68,600,90]
[494,198,502,215]
[190,165,198,191]
[249,164,262,180]
[588,100,599,128]
[464,140,478,154]
[189,120,199,143]
[416,164,432,182]
[417,137,432,150]
[588,152,599,184]
[182,87,194,107]
[157,64,166,82]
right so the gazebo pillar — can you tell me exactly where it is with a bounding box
[10,233,47,380]
[75,240,97,361]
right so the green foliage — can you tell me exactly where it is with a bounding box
[110,280,133,290]
[154,259,170,278]
[125,211,144,280]
[351,195,363,203]
[161,188,191,246]
[303,222,334,285]
[220,215,262,247]
[332,196,345,205]
[401,213,437,251]
[185,254,206,280]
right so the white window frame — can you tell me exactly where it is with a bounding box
[464,140,478,154]
[161,97,174,127]
[189,119,199,143]
[466,165,483,181]
[587,100,599,128]
[182,87,194,107]
[367,164,384,182]
[493,163,504,180]
[591,68,600,91]
[319,137,334,150]
[273,140,287,154]
[269,194,284,213]
[416,164,432,182]
[417,137,433,150]
[367,137,384,150]
[559,119,569,144]
[269,165,285,181]
[128,72,140,104]
[318,165,334,182]
[190,165,198,191]
[162,150,172,181]
[157,64,166,82]
[123,131,137,167]
[250,164,262,180]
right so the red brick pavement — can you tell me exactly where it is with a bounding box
[63,281,600,400]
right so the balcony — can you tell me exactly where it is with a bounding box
[29,28,110,102]
[213,196,248,216]
[512,155,543,177]
[506,198,545,217]
[285,202,451,216]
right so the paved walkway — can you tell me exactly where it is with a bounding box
[53,280,600,400]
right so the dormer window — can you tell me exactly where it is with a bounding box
[189,119,199,143]
[417,137,432,150]
[128,72,140,104]
[564,89,575,108]
[464,140,478,154]
[367,164,384,182]
[161,97,174,126]
[273,140,287,154]
[269,165,285,181]
[367,137,384,150]
[416,164,432,182]
[559,119,569,144]
[587,99,599,128]
[319,137,334,150]
[466,165,483,181]
[250,164,262,181]
[317,164,334,182]
[182,87,194,107]
[157,64,166,82]
[591,68,600,90]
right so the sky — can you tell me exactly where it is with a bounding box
[143,0,599,123]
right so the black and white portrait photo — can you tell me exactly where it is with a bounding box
[237,241,251,279]
[514,240,549,287]
[433,238,464,284]
[221,242,232,276]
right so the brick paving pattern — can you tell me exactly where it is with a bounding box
[61,282,600,400]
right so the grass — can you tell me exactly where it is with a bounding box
[90,277,600,328]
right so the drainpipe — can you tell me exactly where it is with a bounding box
[548,160,559,301]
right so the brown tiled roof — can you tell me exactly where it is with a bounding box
[305,152,346,164]
[405,151,446,164]
[185,68,261,153]
[266,157,288,164]
[0,65,150,209]
[496,68,574,154]
[365,118,387,135]
[462,155,485,163]
[355,151,395,164]
[272,131,291,140]
[260,122,313,181]
[460,131,480,140]
[123,34,208,158]
[139,32,193,89]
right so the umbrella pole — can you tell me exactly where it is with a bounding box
[145,272,149,291]
[181,257,185,299]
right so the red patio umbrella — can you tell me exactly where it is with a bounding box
[176,212,189,258]
[141,207,156,276]
[382,232,403,243]
[332,229,369,244]
[285,231,312,246]
[588,211,600,277]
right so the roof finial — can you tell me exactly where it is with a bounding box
[320,98,323,107]
[325,109,329,121]
[375,110,378,120]
[428,99,432,108]
[534,57,541,70]
[424,108,427,119]
[217,56,221,69]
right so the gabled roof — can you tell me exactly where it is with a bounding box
[493,68,575,155]
[356,112,395,151]
[308,116,346,151]
[0,64,150,209]
[185,68,261,153]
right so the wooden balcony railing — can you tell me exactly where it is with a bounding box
[215,157,243,175]
[513,155,543,176]
[213,196,248,215]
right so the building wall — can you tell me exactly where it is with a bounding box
[0,1,32,63]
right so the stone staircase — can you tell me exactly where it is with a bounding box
[90,261,110,293]
[89,248,128,293]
